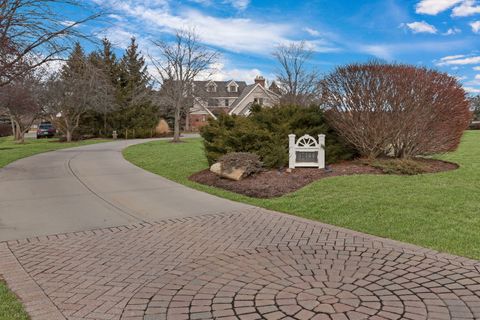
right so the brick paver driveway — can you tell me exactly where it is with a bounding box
[2,208,480,320]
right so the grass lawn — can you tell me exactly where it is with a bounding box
[0,281,29,320]
[0,137,109,169]
[124,131,480,260]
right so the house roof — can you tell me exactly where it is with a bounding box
[228,84,281,115]
[193,80,247,98]
[228,84,257,111]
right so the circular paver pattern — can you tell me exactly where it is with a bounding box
[142,246,480,320]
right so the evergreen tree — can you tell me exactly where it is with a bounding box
[62,42,87,80]
[99,38,120,87]
[112,37,158,138]
[118,37,150,106]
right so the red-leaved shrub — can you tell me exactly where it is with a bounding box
[322,62,472,158]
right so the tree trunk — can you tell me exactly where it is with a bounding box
[172,105,181,143]
[104,112,107,137]
[66,130,72,142]
[10,119,16,139]
[19,131,25,144]
[14,122,22,141]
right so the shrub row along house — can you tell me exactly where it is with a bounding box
[188,76,281,131]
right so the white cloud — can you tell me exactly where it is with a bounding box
[437,55,480,65]
[464,86,480,93]
[452,0,480,16]
[358,45,394,60]
[303,27,320,37]
[223,0,250,10]
[440,54,467,61]
[401,21,438,34]
[415,0,463,15]
[443,27,462,35]
[99,27,138,49]
[94,2,337,55]
[470,21,480,33]
[210,63,263,82]
[474,66,480,70]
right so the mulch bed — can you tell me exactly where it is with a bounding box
[189,159,458,198]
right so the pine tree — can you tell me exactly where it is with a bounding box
[112,37,158,138]
[61,42,87,80]
[99,38,119,87]
[118,37,150,106]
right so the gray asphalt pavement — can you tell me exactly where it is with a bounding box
[0,137,250,241]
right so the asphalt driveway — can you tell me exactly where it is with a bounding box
[0,138,249,241]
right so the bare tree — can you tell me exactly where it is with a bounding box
[43,47,115,142]
[322,62,471,159]
[151,29,219,142]
[273,41,320,106]
[0,0,101,87]
[0,72,43,143]
[470,95,480,121]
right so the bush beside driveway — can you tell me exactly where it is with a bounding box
[123,131,480,260]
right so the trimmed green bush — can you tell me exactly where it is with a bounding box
[201,105,356,168]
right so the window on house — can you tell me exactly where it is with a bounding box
[229,85,237,92]
[207,84,216,92]
[208,98,217,107]
[202,115,206,122]
[254,98,264,105]
[225,99,230,107]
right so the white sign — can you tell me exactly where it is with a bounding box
[288,134,325,169]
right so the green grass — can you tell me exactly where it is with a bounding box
[0,137,109,169]
[0,281,29,320]
[124,131,480,260]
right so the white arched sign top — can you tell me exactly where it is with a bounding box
[288,134,325,169]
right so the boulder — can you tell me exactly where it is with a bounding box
[210,162,246,181]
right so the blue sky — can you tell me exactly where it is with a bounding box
[68,0,480,94]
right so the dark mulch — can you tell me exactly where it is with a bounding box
[189,159,458,198]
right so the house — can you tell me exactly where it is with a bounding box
[188,76,280,131]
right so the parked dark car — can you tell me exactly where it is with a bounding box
[36,123,56,138]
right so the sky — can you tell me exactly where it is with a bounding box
[64,0,480,94]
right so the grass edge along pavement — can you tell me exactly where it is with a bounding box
[123,131,480,260]
[0,137,110,169]
[0,280,29,320]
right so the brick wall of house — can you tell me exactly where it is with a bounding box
[189,114,210,131]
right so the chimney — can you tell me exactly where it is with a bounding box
[254,75,265,87]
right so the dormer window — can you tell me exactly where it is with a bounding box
[226,81,239,93]
[206,81,217,93]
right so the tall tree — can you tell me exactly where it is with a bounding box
[119,37,150,106]
[99,38,119,86]
[44,43,115,142]
[112,37,158,138]
[151,29,219,142]
[273,41,320,106]
[0,0,101,87]
[87,38,121,135]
